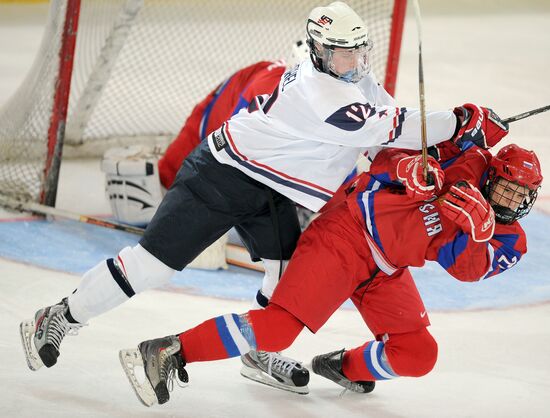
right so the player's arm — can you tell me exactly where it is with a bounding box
[321,101,508,153]
[434,222,526,282]
[451,103,509,150]
[436,181,526,281]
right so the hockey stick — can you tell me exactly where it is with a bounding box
[0,195,264,271]
[503,104,550,124]
[412,0,429,182]
[0,194,146,235]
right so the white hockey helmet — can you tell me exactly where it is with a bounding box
[306,1,373,83]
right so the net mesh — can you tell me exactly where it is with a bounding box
[0,0,399,202]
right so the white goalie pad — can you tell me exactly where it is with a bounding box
[187,233,229,270]
[20,319,43,371]
[119,348,157,407]
[101,145,164,225]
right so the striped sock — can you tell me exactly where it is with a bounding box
[343,340,399,381]
[179,313,256,363]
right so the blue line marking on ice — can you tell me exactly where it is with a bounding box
[1,211,550,311]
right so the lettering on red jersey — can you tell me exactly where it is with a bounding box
[418,203,442,237]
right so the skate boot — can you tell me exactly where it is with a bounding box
[20,298,84,371]
[120,335,188,407]
[312,349,375,393]
[241,350,309,394]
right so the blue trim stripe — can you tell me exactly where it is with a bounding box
[437,232,470,270]
[221,127,332,202]
[371,172,396,187]
[357,191,368,230]
[362,341,398,380]
[232,95,250,116]
[344,167,358,184]
[368,191,384,252]
[200,77,233,139]
[214,315,241,357]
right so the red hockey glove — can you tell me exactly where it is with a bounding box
[396,154,444,201]
[452,103,509,149]
[440,181,495,242]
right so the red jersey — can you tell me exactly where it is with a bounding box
[158,60,287,188]
[347,144,527,281]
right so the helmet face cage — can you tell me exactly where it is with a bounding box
[327,40,373,83]
[307,37,373,83]
[486,174,539,224]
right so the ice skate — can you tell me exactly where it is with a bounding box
[20,298,83,371]
[119,335,188,407]
[311,349,375,393]
[240,350,309,394]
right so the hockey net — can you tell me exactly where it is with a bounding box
[0,0,406,206]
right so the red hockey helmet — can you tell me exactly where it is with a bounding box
[486,144,543,224]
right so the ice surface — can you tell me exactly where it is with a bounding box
[1,3,550,417]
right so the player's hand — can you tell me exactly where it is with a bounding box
[440,181,495,242]
[396,154,444,201]
[452,103,509,149]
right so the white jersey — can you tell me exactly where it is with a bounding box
[208,60,456,211]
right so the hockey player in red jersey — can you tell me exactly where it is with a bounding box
[158,59,288,189]
[119,139,542,405]
[20,1,509,399]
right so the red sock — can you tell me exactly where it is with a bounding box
[179,315,241,363]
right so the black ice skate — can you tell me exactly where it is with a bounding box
[20,298,84,371]
[240,350,310,394]
[119,335,188,407]
[311,349,375,393]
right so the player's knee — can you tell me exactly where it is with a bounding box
[386,328,438,377]
[118,244,175,294]
[248,304,304,352]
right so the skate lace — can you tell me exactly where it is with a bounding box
[161,355,186,392]
[47,312,83,350]
[260,352,299,377]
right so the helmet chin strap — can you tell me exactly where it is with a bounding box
[491,204,517,225]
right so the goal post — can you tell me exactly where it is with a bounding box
[42,0,81,207]
[0,0,407,207]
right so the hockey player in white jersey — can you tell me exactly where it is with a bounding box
[20,1,508,399]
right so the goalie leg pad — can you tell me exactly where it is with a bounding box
[101,146,164,225]
[68,244,175,323]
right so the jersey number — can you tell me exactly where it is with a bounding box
[497,254,517,270]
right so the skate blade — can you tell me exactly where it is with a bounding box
[19,320,43,371]
[119,348,157,407]
[240,364,309,395]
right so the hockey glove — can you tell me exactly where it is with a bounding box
[396,154,444,201]
[452,103,509,149]
[440,181,495,242]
